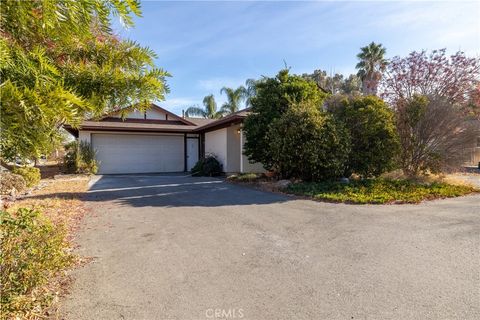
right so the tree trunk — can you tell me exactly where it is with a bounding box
[0,159,14,171]
[362,78,378,96]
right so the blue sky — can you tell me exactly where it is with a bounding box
[115,0,480,115]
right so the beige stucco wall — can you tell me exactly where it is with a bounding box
[205,128,228,171]
[205,125,265,173]
[226,125,241,172]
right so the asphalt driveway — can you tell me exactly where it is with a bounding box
[61,174,480,320]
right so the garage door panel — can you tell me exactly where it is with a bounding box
[92,134,184,174]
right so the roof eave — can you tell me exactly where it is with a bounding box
[193,115,246,133]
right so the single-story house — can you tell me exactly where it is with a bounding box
[64,104,265,174]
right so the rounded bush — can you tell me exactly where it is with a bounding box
[11,167,40,187]
[0,172,27,195]
[267,103,351,181]
[326,95,400,177]
[243,69,328,170]
[191,155,223,176]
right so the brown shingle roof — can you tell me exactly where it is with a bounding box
[184,117,218,126]
[192,108,250,132]
[66,108,252,135]
[79,120,197,132]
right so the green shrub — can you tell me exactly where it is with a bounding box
[0,208,74,319]
[11,167,41,188]
[0,172,27,195]
[191,155,223,176]
[77,141,98,173]
[63,141,78,173]
[267,102,351,181]
[243,69,328,170]
[326,95,400,177]
[286,178,477,204]
[64,141,98,174]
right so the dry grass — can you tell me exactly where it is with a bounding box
[6,178,90,234]
[443,173,480,189]
[2,177,90,320]
[381,169,480,188]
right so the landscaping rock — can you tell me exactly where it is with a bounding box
[9,188,17,197]
[275,179,291,189]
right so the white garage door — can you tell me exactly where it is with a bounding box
[92,133,184,174]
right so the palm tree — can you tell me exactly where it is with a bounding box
[220,86,248,114]
[244,79,257,107]
[185,94,223,119]
[355,42,388,96]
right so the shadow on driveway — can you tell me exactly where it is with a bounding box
[25,174,291,208]
[59,173,480,320]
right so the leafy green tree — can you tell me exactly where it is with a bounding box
[220,86,247,114]
[267,102,350,181]
[244,79,258,106]
[185,94,223,119]
[243,69,328,169]
[0,0,169,161]
[356,42,388,95]
[341,74,362,95]
[326,95,400,177]
[302,70,361,95]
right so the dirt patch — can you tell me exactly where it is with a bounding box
[6,177,90,236]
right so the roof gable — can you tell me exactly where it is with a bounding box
[65,107,252,136]
[100,103,195,126]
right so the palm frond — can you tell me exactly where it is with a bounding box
[185,105,207,117]
[220,85,248,113]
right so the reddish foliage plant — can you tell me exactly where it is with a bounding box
[381,49,480,118]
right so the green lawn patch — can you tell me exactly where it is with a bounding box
[286,178,478,204]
